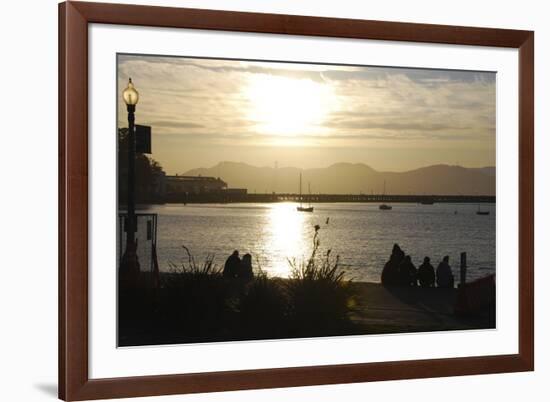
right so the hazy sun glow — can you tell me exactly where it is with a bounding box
[244,74,335,139]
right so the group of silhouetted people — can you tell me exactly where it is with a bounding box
[223,250,254,280]
[381,244,454,288]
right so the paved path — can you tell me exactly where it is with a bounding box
[348,282,494,334]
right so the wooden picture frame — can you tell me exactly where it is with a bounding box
[59,1,534,400]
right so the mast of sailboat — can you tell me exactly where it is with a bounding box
[308,182,312,207]
[299,172,303,208]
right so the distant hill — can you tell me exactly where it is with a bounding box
[472,166,496,177]
[183,162,496,195]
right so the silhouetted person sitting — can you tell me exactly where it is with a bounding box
[436,256,454,288]
[223,250,241,279]
[239,253,254,281]
[393,243,405,262]
[381,243,405,286]
[398,255,417,287]
[417,256,435,288]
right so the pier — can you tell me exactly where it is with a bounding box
[163,193,495,204]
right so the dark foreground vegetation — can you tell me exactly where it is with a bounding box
[119,233,360,346]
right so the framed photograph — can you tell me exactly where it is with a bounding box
[59,1,534,400]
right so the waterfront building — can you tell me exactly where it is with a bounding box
[164,175,227,195]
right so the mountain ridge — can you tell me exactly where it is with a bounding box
[183,162,496,195]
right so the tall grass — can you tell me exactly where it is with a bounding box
[158,246,229,341]
[166,245,221,278]
[238,267,288,339]
[286,227,354,335]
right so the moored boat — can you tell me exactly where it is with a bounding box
[297,173,314,212]
[476,204,490,215]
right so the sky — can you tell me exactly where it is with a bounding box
[117,54,496,175]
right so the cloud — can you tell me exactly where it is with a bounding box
[146,120,204,129]
[117,54,496,172]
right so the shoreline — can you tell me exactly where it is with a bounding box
[125,198,496,207]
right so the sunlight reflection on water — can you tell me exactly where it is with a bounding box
[267,203,310,277]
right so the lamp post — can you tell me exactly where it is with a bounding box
[120,78,140,288]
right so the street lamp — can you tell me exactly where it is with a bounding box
[123,77,139,105]
[120,78,140,288]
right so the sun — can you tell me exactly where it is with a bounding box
[244,74,335,138]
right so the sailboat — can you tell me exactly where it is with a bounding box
[297,173,314,212]
[379,180,392,210]
[476,204,490,215]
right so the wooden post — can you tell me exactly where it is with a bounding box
[460,252,467,286]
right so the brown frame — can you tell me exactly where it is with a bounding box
[59,1,534,400]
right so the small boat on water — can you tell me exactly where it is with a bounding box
[476,204,490,215]
[379,180,392,210]
[297,173,314,212]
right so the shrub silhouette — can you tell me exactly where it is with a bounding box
[160,246,229,340]
[119,231,357,345]
[286,228,355,336]
[238,269,288,339]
